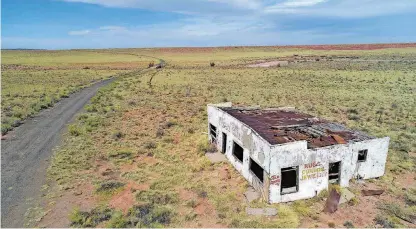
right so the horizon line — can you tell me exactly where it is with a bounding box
[2,42,416,51]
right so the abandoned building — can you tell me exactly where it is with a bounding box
[207,103,389,203]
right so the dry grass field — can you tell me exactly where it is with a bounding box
[1,50,158,134]
[7,45,415,228]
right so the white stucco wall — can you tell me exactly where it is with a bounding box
[207,105,272,198]
[207,105,390,203]
[268,137,390,203]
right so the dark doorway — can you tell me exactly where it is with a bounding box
[232,141,244,163]
[250,158,264,182]
[281,166,298,194]
[221,132,227,154]
[329,162,341,184]
[209,123,217,143]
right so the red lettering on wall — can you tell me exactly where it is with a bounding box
[304,161,321,169]
[270,175,280,185]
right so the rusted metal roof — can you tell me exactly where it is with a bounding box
[219,107,374,149]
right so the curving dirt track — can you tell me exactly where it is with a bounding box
[1,78,117,227]
[1,55,165,227]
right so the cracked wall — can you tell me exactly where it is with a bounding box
[207,105,389,203]
[208,105,271,199]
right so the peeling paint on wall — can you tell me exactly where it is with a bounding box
[208,104,389,203]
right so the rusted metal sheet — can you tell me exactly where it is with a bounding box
[361,189,384,196]
[287,131,309,140]
[274,136,290,144]
[323,189,341,213]
[220,107,374,149]
[332,134,347,144]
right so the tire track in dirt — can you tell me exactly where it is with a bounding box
[1,55,165,227]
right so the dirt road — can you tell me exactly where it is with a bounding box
[1,78,116,227]
[1,53,165,227]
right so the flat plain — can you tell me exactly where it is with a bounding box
[2,44,415,228]
[1,50,155,134]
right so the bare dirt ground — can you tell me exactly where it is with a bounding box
[245,55,416,68]
[299,175,416,228]
[247,60,289,68]
[1,54,164,227]
[1,62,143,71]
[1,78,115,228]
[145,43,416,53]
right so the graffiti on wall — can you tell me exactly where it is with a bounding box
[231,122,241,139]
[219,117,241,139]
[219,117,230,132]
[270,175,280,185]
[252,140,265,157]
[301,161,326,180]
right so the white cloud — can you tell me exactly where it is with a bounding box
[99,26,128,31]
[5,0,415,49]
[6,22,412,50]
[4,10,415,50]
[265,0,416,18]
[62,0,263,15]
[62,0,416,18]
[57,0,416,48]
[207,0,262,10]
[74,16,272,39]
[62,0,143,8]
[68,29,91,35]
[281,0,326,7]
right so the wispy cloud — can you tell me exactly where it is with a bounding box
[264,0,416,18]
[57,0,416,48]
[62,0,263,15]
[3,0,415,49]
[68,29,91,35]
[281,0,327,7]
[207,0,262,10]
[62,0,416,18]
[72,16,273,39]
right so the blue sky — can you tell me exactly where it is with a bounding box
[2,0,416,49]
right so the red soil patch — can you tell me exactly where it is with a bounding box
[218,167,231,180]
[179,189,198,201]
[287,43,416,50]
[173,132,181,144]
[38,182,97,228]
[313,195,381,227]
[189,198,226,228]
[142,43,416,53]
[95,159,120,179]
[177,188,227,228]
[109,182,149,214]
[247,60,288,68]
[300,179,412,228]
[394,172,415,190]
[119,155,158,174]
[118,162,137,174]
[194,198,215,215]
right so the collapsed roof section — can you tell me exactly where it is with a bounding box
[219,107,373,149]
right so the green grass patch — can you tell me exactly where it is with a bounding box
[69,206,113,228]
[95,181,125,196]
